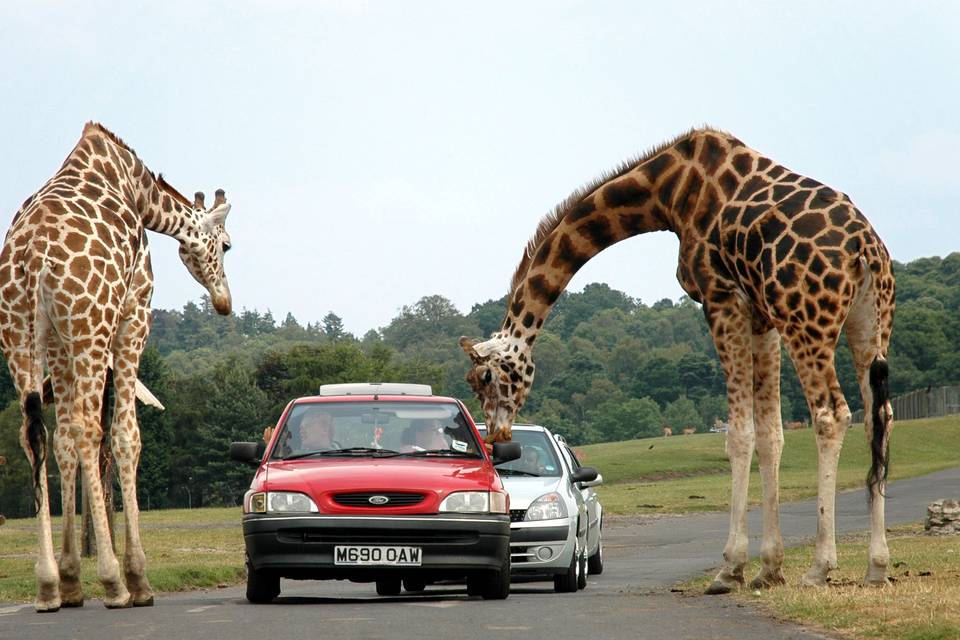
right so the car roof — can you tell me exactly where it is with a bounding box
[474,423,547,432]
[293,394,459,405]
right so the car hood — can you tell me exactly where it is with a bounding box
[260,456,500,514]
[498,476,563,510]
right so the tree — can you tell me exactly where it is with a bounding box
[322,312,346,342]
[663,395,703,432]
[589,397,662,442]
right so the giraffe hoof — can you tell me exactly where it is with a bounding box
[60,597,84,608]
[704,580,734,595]
[800,572,829,588]
[103,594,134,609]
[133,595,154,607]
[749,572,786,590]
[35,603,61,613]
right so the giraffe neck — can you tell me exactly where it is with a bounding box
[501,129,747,345]
[67,125,201,241]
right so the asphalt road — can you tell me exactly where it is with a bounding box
[4,466,958,640]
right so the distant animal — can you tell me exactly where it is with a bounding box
[662,427,673,437]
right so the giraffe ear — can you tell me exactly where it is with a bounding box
[202,203,231,233]
[473,337,508,358]
[459,336,483,363]
[194,192,205,209]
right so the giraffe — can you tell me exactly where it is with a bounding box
[460,127,895,592]
[0,122,233,612]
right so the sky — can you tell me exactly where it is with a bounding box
[1,1,957,336]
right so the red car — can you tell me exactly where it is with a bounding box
[230,383,520,603]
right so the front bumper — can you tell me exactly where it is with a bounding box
[243,513,510,580]
[508,518,576,575]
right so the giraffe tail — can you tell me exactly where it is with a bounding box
[866,355,891,503]
[24,391,46,513]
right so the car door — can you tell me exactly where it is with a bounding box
[563,444,600,557]
[554,438,588,549]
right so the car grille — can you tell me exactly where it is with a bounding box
[509,509,527,522]
[280,528,478,545]
[333,492,425,507]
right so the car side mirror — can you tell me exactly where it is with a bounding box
[230,441,263,468]
[491,441,521,465]
[571,466,599,485]
[579,471,603,488]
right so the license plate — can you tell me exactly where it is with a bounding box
[334,545,422,566]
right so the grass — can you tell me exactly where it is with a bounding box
[682,523,960,640]
[2,416,959,606]
[0,507,245,603]
[576,416,960,514]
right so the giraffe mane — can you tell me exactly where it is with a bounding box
[508,125,727,294]
[82,122,194,208]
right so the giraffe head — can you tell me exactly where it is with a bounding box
[459,335,535,443]
[179,189,233,315]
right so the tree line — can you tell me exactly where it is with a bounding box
[1,253,958,517]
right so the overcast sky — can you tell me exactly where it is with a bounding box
[1,1,957,336]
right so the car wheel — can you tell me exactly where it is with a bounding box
[468,557,510,600]
[245,564,280,604]
[588,533,604,576]
[553,544,579,593]
[376,578,402,596]
[577,548,587,590]
[403,577,426,593]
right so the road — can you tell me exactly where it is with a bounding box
[4,466,958,640]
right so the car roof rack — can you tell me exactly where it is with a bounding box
[318,382,433,397]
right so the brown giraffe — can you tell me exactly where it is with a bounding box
[0,122,233,612]
[460,127,895,592]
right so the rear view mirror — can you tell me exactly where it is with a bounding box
[491,441,521,465]
[230,442,262,468]
[580,471,603,488]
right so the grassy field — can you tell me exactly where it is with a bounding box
[577,416,960,514]
[1,416,958,605]
[682,524,960,640]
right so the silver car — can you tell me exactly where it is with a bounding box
[476,424,604,592]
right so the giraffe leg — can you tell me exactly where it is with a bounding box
[48,346,84,607]
[111,358,154,606]
[704,296,755,595]
[73,363,132,609]
[6,348,60,612]
[783,329,850,587]
[845,290,892,586]
[749,328,786,589]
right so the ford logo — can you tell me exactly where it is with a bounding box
[368,495,390,505]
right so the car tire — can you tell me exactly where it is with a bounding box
[553,545,579,593]
[588,533,604,576]
[376,578,402,596]
[577,548,588,590]
[245,565,280,604]
[403,578,426,593]
[468,557,510,600]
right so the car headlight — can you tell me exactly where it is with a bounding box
[525,492,567,521]
[439,491,504,513]
[245,491,319,514]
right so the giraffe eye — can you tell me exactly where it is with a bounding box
[222,242,231,253]
[482,369,493,385]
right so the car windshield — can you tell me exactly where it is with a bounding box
[271,401,482,459]
[478,428,562,478]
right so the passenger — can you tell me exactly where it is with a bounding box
[298,411,336,451]
[402,419,448,452]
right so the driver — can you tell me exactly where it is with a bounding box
[402,419,447,452]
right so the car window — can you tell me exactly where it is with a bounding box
[271,401,481,459]
[564,445,582,471]
[476,428,563,478]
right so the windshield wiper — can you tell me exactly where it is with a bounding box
[282,447,400,460]
[399,449,478,457]
[498,468,540,477]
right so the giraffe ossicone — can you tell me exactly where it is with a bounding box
[0,122,234,612]
[461,126,895,591]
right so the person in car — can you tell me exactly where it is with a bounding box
[299,411,336,451]
[520,447,547,475]
[401,419,448,451]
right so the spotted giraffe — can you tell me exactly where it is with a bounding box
[460,127,895,591]
[0,122,233,612]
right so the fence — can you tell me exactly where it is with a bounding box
[851,385,960,423]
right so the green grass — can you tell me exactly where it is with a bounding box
[2,416,959,604]
[0,507,245,603]
[576,416,960,514]
[681,523,960,639]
